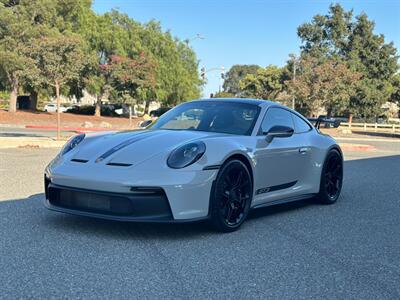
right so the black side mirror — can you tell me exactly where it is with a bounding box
[263,125,294,142]
[139,120,153,128]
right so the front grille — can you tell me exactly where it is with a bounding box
[47,184,173,219]
[49,188,134,216]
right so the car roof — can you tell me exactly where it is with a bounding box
[192,98,277,107]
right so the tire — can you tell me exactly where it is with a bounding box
[316,149,343,204]
[210,159,253,232]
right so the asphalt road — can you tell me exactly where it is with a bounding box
[0,147,400,299]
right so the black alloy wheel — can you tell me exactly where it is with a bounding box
[318,149,343,204]
[211,160,253,232]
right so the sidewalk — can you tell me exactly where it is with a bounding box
[0,136,67,149]
[0,134,391,150]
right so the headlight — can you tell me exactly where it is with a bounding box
[61,134,85,155]
[167,141,206,169]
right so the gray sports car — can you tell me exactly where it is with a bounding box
[45,98,343,232]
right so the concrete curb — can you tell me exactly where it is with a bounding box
[1,137,377,152]
[339,143,376,152]
[335,136,400,143]
[0,124,26,129]
[25,124,112,133]
[0,137,66,149]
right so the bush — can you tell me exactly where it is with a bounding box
[0,91,10,110]
[65,104,125,117]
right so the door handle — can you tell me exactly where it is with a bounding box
[299,147,309,154]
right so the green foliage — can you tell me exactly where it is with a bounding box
[287,55,361,116]
[390,74,400,106]
[240,65,285,100]
[29,33,87,88]
[297,3,399,118]
[0,1,201,113]
[80,11,201,107]
[213,91,235,98]
[222,65,260,95]
[104,54,156,105]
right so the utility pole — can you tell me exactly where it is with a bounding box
[292,56,297,110]
[219,65,225,93]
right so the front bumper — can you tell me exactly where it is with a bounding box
[44,180,179,222]
[44,162,218,221]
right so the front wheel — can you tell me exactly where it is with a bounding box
[317,149,343,204]
[210,160,253,232]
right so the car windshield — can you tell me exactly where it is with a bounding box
[151,101,260,135]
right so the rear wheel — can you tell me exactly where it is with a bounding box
[210,160,253,232]
[317,149,343,204]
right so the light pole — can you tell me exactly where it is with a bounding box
[292,60,296,109]
[200,66,226,94]
[290,54,298,110]
[186,34,205,44]
[219,65,225,93]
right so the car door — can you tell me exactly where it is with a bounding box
[252,107,309,206]
[290,112,315,193]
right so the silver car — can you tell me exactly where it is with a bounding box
[44,98,343,232]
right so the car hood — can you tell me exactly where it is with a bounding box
[71,129,224,166]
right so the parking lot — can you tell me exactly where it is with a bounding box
[1,143,400,299]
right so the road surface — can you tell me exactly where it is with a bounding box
[0,146,399,299]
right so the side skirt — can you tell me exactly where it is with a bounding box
[251,193,316,210]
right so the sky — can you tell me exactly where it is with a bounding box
[93,0,400,98]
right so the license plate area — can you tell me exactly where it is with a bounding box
[49,187,134,216]
[64,190,111,211]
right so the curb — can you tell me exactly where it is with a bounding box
[0,137,66,149]
[339,143,376,152]
[25,125,112,133]
[0,124,26,129]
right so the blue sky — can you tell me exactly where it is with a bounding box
[93,0,400,98]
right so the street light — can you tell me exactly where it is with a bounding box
[186,34,205,44]
[200,66,226,95]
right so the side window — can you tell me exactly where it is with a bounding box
[291,113,311,133]
[260,108,294,134]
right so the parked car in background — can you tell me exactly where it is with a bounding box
[66,103,131,117]
[150,107,171,117]
[44,103,67,113]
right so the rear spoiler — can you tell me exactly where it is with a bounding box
[307,116,341,129]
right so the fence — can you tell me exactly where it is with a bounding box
[340,122,400,133]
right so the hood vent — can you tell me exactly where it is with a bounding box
[107,162,133,167]
[71,159,88,163]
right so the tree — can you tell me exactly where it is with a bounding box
[79,12,201,114]
[390,74,400,110]
[138,20,201,106]
[0,1,38,112]
[297,4,399,119]
[30,34,87,139]
[222,65,260,95]
[213,91,235,98]
[239,65,285,100]
[105,54,156,110]
[287,55,361,117]
[0,0,95,112]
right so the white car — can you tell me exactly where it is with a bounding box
[44,103,67,113]
[44,99,343,232]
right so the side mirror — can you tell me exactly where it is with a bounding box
[263,125,294,142]
[139,120,153,128]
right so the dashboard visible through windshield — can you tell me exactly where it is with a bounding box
[151,101,261,135]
